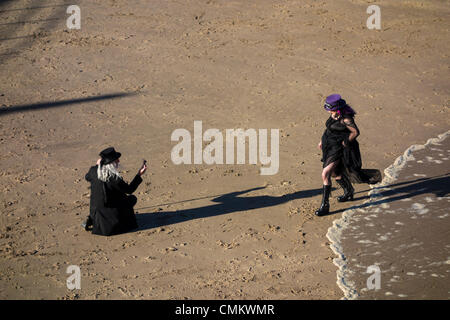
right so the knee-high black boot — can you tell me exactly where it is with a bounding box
[336,175,354,202]
[315,185,331,216]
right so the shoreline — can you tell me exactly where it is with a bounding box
[326,130,450,299]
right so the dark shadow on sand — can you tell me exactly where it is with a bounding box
[325,173,450,216]
[0,34,37,41]
[0,92,138,116]
[0,1,70,64]
[133,186,323,232]
[124,174,448,233]
[0,17,63,26]
[0,4,69,13]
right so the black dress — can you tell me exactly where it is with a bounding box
[85,165,142,236]
[321,115,381,184]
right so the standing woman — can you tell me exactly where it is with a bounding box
[316,94,379,216]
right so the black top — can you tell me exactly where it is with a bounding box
[321,115,356,168]
[85,166,142,236]
[320,115,381,184]
[85,165,142,209]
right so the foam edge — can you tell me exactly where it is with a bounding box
[326,130,450,300]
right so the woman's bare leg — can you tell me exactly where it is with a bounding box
[321,161,339,185]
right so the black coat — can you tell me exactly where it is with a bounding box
[85,165,142,236]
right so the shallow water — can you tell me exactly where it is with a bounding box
[328,132,450,299]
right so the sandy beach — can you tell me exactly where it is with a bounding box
[0,0,449,299]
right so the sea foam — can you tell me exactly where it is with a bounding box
[326,130,450,300]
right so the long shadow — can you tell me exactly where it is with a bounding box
[0,18,63,26]
[346,173,449,201]
[0,4,69,13]
[325,173,450,216]
[0,0,15,10]
[0,92,138,116]
[354,176,431,195]
[133,173,449,231]
[0,34,36,41]
[0,0,70,64]
[134,186,323,231]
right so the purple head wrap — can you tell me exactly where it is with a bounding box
[324,94,356,115]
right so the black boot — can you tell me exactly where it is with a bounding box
[315,185,331,216]
[336,175,354,202]
[81,216,93,231]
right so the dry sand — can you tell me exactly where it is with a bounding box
[0,0,449,299]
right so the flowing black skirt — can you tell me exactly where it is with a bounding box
[321,133,381,184]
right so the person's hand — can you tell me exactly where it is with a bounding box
[318,141,322,150]
[139,161,148,176]
[342,141,347,147]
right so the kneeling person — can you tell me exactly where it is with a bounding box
[83,147,147,236]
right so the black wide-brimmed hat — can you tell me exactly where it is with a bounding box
[99,147,121,165]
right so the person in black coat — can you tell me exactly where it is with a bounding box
[82,147,148,236]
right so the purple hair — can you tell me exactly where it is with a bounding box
[338,103,356,116]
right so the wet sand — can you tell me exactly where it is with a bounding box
[329,132,450,299]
